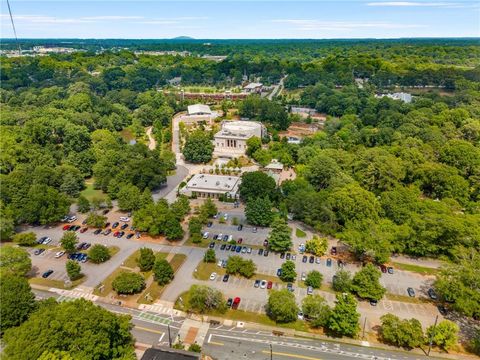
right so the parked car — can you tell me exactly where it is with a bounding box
[260,280,267,289]
[407,287,416,297]
[235,246,242,253]
[63,225,71,231]
[203,232,209,239]
[387,267,394,274]
[370,300,378,306]
[213,234,218,240]
[42,270,54,278]
[252,227,257,233]
[287,283,294,292]
[301,272,306,281]
[207,222,213,228]
[263,240,268,247]
[54,251,65,258]
[428,288,438,300]
[302,255,308,263]
[39,236,51,244]
[307,286,313,295]
[338,259,344,267]
[223,274,230,282]
[297,311,304,320]
[330,247,337,255]
[221,260,227,268]
[113,231,120,237]
[258,248,264,256]
[241,246,247,253]
[102,209,110,215]
[94,229,102,235]
[326,258,332,267]
[119,217,130,222]
[223,213,229,221]
[237,238,243,244]
[72,225,81,231]
[136,232,141,239]
[209,272,217,281]
[227,298,233,307]
[112,222,119,229]
[286,253,291,260]
[291,254,296,261]
[104,222,111,228]
[380,265,387,273]
[80,227,88,233]
[438,305,448,316]
[224,235,230,241]
[220,244,226,250]
[209,242,215,249]
[276,268,282,277]
[232,297,241,310]
[121,223,128,230]
[309,255,315,264]
[280,253,285,259]
[77,242,86,250]
[103,229,111,235]
[254,280,260,288]
[267,281,273,289]
[217,259,223,267]
[126,233,134,239]
[231,245,237,252]
[315,257,320,264]
[67,216,77,223]
[82,219,88,225]
[263,250,269,257]
[225,244,231,251]
[237,224,243,231]
[82,243,91,250]
[246,247,252,254]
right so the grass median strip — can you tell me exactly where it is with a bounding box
[391,262,440,276]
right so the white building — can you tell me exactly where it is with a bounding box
[376,92,412,104]
[214,120,265,158]
[178,104,219,125]
[243,82,263,93]
[264,159,284,173]
[180,174,240,199]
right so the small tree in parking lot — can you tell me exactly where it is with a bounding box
[226,256,256,278]
[203,249,216,263]
[61,232,78,253]
[305,270,323,289]
[66,260,81,281]
[268,218,292,252]
[12,232,37,247]
[302,295,331,328]
[153,259,174,285]
[280,260,297,282]
[305,236,328,257]
[88,245,111,264]
[267,289,298,323]
[77,195,91,213]
[200,198,217,219]
[332,269,353,292]
[137,247,155,272]
[351,263,386,301]
[112,272,145,294]
[427,320,459,351]
[85,212,107,228]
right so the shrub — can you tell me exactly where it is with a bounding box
[12,232,37,247]
[137,247,155,272]
[153,259,174,285]
[112,272,145,294]
[88,245,111,264]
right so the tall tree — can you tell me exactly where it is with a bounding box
[327,294,360,337]
[0,246,32,277]
[267,289,299,323]
[182,130,214,163]
[351,263,386,301]
[60,231,79,253]
[245,197,274,226]
[268,217,292,252]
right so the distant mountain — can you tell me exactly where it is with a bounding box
[172,36,194,40]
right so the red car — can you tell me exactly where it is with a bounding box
[80,227,88,233]
[113,231,120,237]
[63,224,71,231]
[380,265,387,273]
[267,281,273,289]
[232,297,241,310]
[237,238,243,244]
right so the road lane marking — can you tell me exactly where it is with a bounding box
[134,326,164,335]
[262,350,321,360]
[158,333,165,342]
[209,341,224,346]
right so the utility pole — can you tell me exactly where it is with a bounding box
[270,343,273,360]
[427,315,439,356]
[167,324,172,348]
[362,316,367,339]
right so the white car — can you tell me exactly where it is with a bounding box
[119,217,130,222]
[315,257,321,264]
[307,286,314,295]
[203,232,209,239]
[54,251,65,258]
[217,260,223,267]
[218,233,223,240]
[223,214,229,221]
[297,311,304,320]
[291,254,296,261]
[42,237,52,245]
[260,280,267,289]
[67,216,77,223]
[228,235,233,241]
[209,272,217,281]
[301,272,306,281]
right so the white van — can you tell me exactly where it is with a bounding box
[67,216,77,223]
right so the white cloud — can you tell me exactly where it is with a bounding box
[0,14,93,24]
[81,16,145,20]
[271,19,426,31]
[134,20,180,25]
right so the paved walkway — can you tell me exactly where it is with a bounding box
[177,319,210,346]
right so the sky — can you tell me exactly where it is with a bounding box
[1,0,479,39]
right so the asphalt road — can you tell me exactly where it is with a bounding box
[152,164,189,202]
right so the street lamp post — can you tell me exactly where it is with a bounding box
[167,324,172,348]
[270,344,273,360]
[427,315,439,356]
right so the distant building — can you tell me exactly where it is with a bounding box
[178,104,219,125]
[264,159,284,173]
[168,77,182,86]
[287,136,301,145]
[214,120,266,157]
[243,82,263,93]
[180,174,241,199]
[141,346,201,360]
[290,107,317,116]
[376,92,412,104]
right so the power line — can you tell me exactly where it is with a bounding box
[6,0,22,55]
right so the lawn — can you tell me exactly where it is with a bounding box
[80,179,106,202]
[391,262,440,276]
[194,261,225,280]
[93,267,131,296]
[137,253,186,305]
[184,237,209,248]
[295,228,307,238]
[30,276,85,290]
[386,293,430,304]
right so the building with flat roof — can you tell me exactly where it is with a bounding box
[180,174,241,199]
[265,159,284,173]
[376,92,412,104]
[187,104,212,116]
[214,120,265,158]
